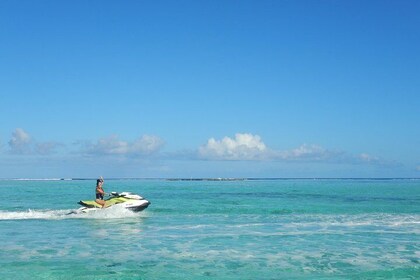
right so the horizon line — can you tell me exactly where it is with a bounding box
[0,177,419,181]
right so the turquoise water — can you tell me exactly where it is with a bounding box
[0,179,419,279]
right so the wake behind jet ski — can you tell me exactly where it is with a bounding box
[73,191,151,214]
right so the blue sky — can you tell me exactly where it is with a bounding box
[0,0,419,178]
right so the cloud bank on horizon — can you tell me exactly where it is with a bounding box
[1,128,399,169]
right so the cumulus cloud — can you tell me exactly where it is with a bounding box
[9,128,32,154]
[131,135,166,155]
[83,134,164,156]
[354,153,399,167]
[198,133,267,160]
[7,128,61,155]
[280,144,342,161]
[198,133,341,161]
[358,153,380,163]
[197,133,392,166]
[85,135,129,155]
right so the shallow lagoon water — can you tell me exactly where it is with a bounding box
[0,179,419,279]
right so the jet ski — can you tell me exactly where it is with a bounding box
[72,191,150,214]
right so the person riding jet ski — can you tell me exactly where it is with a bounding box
[70,177,150,214]
[95,177,106,208]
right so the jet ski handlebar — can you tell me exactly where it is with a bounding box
[102,192,118,197]
[108,192,127,197]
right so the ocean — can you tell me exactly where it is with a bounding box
[0,179,418,279]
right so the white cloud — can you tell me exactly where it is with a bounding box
[131,135,165,155]
[198,133,340,161]
[416,166,420,171]
[355,153,399,167]
[84,134,164,156]
[6,128,61,155]
[198,133,267,160]
[197,134,392,166]
[86,135,129,155]
[280,144,340,161]
[358,153,380,163]
[9,128,31,154]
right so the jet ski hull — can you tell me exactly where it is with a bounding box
[125,201,150,212]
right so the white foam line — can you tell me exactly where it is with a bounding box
[0,208,146,220]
